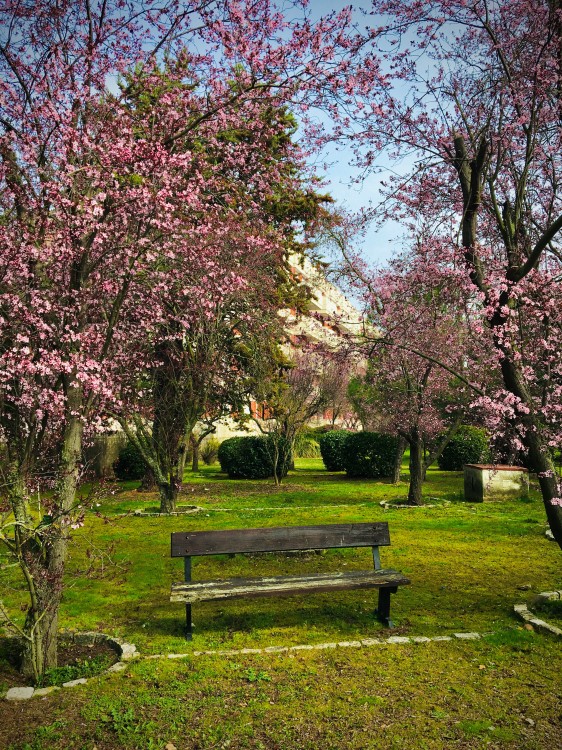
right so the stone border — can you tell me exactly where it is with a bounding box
[514,590,562,637]
[132,503,372,514]
[3,630,491,700]
[58,629,138,661]
[378,500,450,510]
[536,589,562,602]
[3,632,138,702]
[143,631,485,661]
[130,506,202,517]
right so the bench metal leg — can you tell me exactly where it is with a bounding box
[376,587,397,628]
[184,556,193,640]
[185,603,193,641]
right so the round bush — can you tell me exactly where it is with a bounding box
[437,425,491,471]
[217,437,246,477]
[217,435,290,479]
[341,432,399,479]
[113,440,148,481]
[319,430,351,471]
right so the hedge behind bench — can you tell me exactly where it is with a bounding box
[342,432,399,479]
[218,435,291,480]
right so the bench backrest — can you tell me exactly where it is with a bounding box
[171,522,390,558]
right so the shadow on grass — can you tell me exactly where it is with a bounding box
[115,592,399,643]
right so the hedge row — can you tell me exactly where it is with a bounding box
[319,430,398,478]
[113,440,147,480]
[343,432,399,478]
[113,425,492,483]
[113,435,292,482]
[318,426,491,477]
[318,430,351,471]
[218,435,291,480]
[437,425,490,471]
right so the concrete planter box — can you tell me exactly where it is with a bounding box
[463,464,529,502]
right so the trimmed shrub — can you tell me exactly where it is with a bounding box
[437,425,491,471]
[201,438,220,465]
[217,435,290,479]
[113,440,148,481]
[319,430,351,471]
[217,437,246,477]
[341,432,399,479]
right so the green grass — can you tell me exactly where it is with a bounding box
[1,459,561,749]
[37,654,114,688]
[2,459,559,653]
[534,597,562,628]
[5,635,562,749]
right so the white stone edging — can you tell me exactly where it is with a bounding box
[13,627,544,701]
[130,506,201,517]
[514,590,562,638]
[144,631,485,661]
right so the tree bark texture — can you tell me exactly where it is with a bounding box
[498,354,562,546]
[393,437,407,484]
[191,435,199,473]
[407,432,425,506]
[21,383,83,679]
[152,340,186,513]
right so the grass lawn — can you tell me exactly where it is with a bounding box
[1,459,561,749]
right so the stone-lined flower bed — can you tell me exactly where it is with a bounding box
[2,631,138,701]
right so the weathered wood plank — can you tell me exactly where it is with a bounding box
[171,523,391,558]
[170,569,410,603]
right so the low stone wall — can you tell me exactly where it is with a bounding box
[464,464,529,502]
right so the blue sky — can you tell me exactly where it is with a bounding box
[304,0,405,267]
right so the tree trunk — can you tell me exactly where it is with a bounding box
[20,598,59,682]
[142,456,177,513]
[407,432,424,506]
[288,437,296,472]
[6,464,45,681]
[151,339,186,513]
[271,437,282,486]
[158,479,178,514]
[499,356,562,550]
[393,437,407,483]
[22,384,83,679]
[454,132,562,549]
[453,131,562,550]
[191,437,199,473]
[177,426,193,483]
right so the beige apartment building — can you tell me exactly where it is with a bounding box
[213,253,364,440]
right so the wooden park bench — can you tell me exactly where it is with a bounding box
[170,522,410,639]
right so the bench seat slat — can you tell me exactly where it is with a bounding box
[170,569,410,603]
[171,523,391,557]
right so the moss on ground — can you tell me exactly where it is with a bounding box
[3,634,561,749]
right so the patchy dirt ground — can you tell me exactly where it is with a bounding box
[0,636,119,747]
